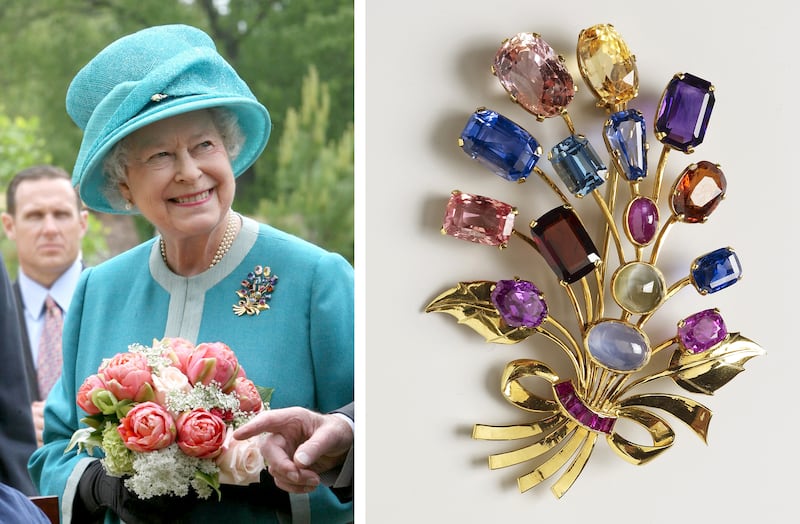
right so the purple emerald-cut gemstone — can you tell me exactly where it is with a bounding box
[655,72,715,152]
[691,247,742,294]
[442,190,516,247]
[530,206,600,284]
[549,134,606,197]
[553,381,616,434]
[625,196,659,245]
[490,279,547,328]
[459,108,541,182]
[678,309,728,353]
[604,109,647,181]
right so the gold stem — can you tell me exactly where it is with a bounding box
[591,189,625,266]
[651,337,678,356]
[561,111,576,135]
[596,167,618,320]
[599,374,628,410]
[511,229,538,253]
[562,281,586,336]
[593,268,604,322]
[636,276,692,329]
[534,166,571,207]
[651,145,671,202]
[649,214,679,265]
[581,278,593,330]
[539,320,583,381]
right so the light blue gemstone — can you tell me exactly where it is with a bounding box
[691,247,742,294]
[587,320,650,372]
[604,109,647,181]
[459,109,541,182]
[549,135,606,197]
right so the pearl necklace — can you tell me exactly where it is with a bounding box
[160,212,239,270]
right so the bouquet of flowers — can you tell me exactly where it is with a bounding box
[67,337,273,500]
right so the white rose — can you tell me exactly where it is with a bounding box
[216,431,267,485]
[152,366,191,407]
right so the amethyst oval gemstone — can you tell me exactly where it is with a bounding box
[655,72,715,152]
[459,108,541,181]
[690,247,742,294]
[442,191,516,247]
[491,279,547,328]
[677,309,728,353]
[625,196,659,245]
[493,33,575,118]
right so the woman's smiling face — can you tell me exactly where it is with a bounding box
[119,109,235,240]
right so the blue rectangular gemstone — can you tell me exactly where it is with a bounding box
[691,247,742,294]
[548,134,606,197]
[459,108,541,182]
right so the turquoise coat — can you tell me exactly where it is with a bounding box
[29,217,354,523]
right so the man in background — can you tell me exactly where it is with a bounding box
[0,252,38,495]
[2,165,88,447]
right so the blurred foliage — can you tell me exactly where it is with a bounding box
[0,0,354,268]
[255,66,354,263]
[0,109,109,275]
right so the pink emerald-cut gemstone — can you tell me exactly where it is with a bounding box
[493,33,575,118]
[490,279,547,328]
[442,191,515,247]
[625,196,659,245]
[678,309,727,353]
[671,161,726,223]
[530,206,600,284]
[554,381,616,434]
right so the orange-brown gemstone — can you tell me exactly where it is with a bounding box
[577,24,638,108]
[670,161,726,223]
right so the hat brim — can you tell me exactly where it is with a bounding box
[76,94,271,214]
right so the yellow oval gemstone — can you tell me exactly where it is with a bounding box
[577,24,638,108]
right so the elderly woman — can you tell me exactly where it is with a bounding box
[28,25,353,524]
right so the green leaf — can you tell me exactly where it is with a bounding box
[194,470,222,502]
[425,281,536,344]
[668,333,764,395]
[256,386,275,405]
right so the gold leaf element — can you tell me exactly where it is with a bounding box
[668,333,764,395]
[620,393,712,443]
[424,281,535,344]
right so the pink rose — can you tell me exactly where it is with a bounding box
[118,401,176,452]
[152,366,191,408]
[160,337,196,373]
[77,374,106,415]
[216,430,267,485]
[232,377,263,413]
[185,342,240,392]
[176,409,227,459]
[100,352,155,402]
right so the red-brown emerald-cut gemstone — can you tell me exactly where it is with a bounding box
[670,160,726,223]
[530,206,600,284]
[442,190,516,247]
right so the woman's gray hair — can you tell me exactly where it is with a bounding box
[101,107,246,211]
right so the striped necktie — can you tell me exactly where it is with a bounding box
[37,295,63,398]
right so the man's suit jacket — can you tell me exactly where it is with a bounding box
[0,262,38,495]
[12,283,41,403]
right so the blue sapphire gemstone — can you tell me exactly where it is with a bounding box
[655,72,715,152]
[549,135,606,197]
[604,109,647,181]
[459,108,541,182]
[691,247,742,294]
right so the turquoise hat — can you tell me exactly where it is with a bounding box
[66,24,271,214]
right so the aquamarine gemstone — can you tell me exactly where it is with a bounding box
[549,135,606,197]
[587,320,650,372]
[691,247,742,294]
[459,108,541,181]
[604,109,647,181]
